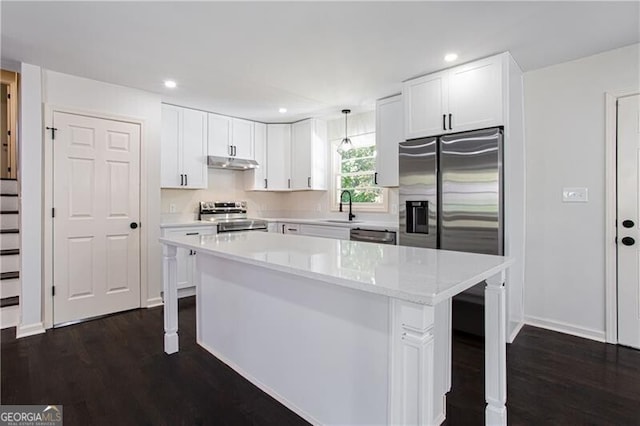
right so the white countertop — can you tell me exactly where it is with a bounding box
[160,217,398,231]
[159,232,513,305]
[266,217,398,231]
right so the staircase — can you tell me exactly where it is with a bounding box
[0,178,20,329]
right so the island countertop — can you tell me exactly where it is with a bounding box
[159,231,513,305]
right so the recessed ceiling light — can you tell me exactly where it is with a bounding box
[164,80,177,89]
[444,53,458,62]
[279,108,287,113]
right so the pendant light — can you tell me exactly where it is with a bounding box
[337,109,353,154]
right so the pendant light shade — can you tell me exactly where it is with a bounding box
[337,109,353,154]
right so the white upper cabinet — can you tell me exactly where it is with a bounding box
[291,119,327,190]
[244,122,268,191]
[208,114,255,160]
[375,95,402,187]
[208,113,233,157]
[447,56,503,133]
[266,124,292,191]
[403,53,505,139]
[403,71,448,140]
[161,104,207,189]
[232,118,254,160]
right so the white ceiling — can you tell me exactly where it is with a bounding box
[2,1,638,122]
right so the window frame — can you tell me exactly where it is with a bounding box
[330,133,388,213]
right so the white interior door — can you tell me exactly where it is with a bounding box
[53,111,141,325]
[618,94,640,349]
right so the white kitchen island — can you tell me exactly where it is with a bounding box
[160,232,513,426]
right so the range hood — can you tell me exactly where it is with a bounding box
[207,156,259,170]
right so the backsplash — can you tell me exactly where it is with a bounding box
[161,168,398,223]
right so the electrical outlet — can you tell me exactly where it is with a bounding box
[562,187,588,203]
[169,203,177,213]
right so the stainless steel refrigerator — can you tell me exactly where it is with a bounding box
[399,127,503,335]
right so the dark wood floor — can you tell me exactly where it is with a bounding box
[2,298,640,425]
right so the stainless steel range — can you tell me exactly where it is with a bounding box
[199,201,267,233]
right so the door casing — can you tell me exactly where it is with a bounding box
[604,89,640,344]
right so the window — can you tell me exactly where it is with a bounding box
[331,131,387,212]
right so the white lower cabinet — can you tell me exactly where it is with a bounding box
[161,226,216,293]
[299,224,350,240]
[281,223,300,234]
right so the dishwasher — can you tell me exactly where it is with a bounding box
[349,228,397,245]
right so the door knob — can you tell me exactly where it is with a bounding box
[621,236,635,246]
[622,220,635,228]
[130,222,139,229]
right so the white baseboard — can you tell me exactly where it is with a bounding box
[147,287,196,309]
[524,315,605,343]
[146,296,163,308]
[178,287,196,299]
[0,305,19,329]
[198,339,321,426]
[16,321,45,338]
[507,320,524,344]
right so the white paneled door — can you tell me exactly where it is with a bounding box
[618,94,640,349]
[53,112,141,325]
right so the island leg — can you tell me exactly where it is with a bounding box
[389,299,440,425]
[485,271,507,425]
[163,243,179,354]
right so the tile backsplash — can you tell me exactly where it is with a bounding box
[161,168,398,223]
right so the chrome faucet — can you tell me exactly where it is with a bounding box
[339,190,356,221]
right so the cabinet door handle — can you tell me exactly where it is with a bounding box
[228,145,232,156]
[288,178,291,189]
[448,113,452,130]
[180,174,184,186]
[185,174,188,186]
[186,232,199,235]
[282,224,285,233]
[374,172,378,185]
[307,177,311,188]
[233,145,237,156]
[443,114,446,131]
[264,178,268,189]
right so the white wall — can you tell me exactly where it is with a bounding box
[17,63,44,337]
[42,70,163,310]
[523,43,640,340]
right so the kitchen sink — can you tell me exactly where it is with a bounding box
[323,219,362,224]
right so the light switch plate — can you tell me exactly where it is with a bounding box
[169,203,177,213]
[562,187,588,203]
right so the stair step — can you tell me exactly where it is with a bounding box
[0,254,19,273]
[0,233,19,250]
[0,196,18,210]
[1,271,19,280]
[1,278,19,299]
[0,180,17,195]
[0,296,19,308]
[0,249,19,255]
[0,214,19,229]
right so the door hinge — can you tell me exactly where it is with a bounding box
[7,130,10,136]
[52,207,55,218]
[52,286,56,296]
[45,126,58,140]
[7,93,10,99]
